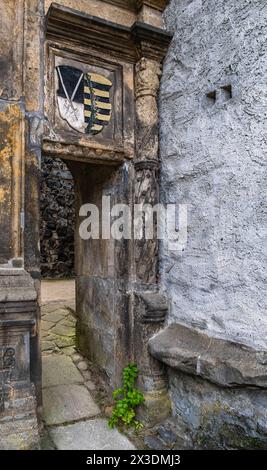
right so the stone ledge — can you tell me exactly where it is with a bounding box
[0,270,37,302]
[149,323,267,389]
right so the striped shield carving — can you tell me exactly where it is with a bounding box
[56,65,112,135]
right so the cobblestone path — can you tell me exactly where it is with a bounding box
[40,281,135,450]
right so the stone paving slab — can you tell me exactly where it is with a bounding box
[42,340,56,352]
[43,384,100,426]
[61,317,76,327]
[43,355,83,387]
[50,323,76,337]
[40,293,135,450]
[41,302,62,314]
[41,279,75,304]
[50,419,136,450]
[42,320,55,331]
[42,311,67,323]
[54,336,76,348]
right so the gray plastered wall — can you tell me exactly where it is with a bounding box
[160,0,267,349]
[158,0,267,448]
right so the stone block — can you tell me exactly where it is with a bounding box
[149,323,267,388]
[50,418,136,450]
[42,355,83,387]
[42,384,100,425]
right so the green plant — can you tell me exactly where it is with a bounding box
[108,363,145,431]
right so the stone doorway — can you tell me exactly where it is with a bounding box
[39,153,137,448]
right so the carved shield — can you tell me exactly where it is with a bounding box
[56,66,112,135]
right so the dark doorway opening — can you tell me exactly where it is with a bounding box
[40,155,75,279]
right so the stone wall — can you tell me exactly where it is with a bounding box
[159,0,267,448]
[40,156,75,278]
[169,370,267,450]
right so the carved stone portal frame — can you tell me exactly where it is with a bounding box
[44,41,135,164]
[43,2,172,423]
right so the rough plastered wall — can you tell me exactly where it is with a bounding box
[160,0,267,349]
[159,0,267,448]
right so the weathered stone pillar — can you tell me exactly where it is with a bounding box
[0,270,39,450]
[134,57,161,283]
[0,0,44,449]
[131,30,172,424]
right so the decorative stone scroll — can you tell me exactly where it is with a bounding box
[132,292,171,424]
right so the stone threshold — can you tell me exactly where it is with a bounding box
[149,323,267,389]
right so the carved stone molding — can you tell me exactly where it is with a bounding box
[136,0,170,12]
[134,159,159,170]
[103,0,170,12]
[102,0,137,11]
[138,292,168,322]
[46,4,173,63]
[132,21,172,61]
[46,4,136,62]
[42,139,129,164]
[134,163,158,204]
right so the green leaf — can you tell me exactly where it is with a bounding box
[107,363,145,431]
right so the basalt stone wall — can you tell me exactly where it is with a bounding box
[159,0,267,448]
[40,156,75,278]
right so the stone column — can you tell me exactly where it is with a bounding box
[134,57,161,284]
[131,45,172,424]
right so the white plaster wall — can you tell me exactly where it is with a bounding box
[160,0,267,349]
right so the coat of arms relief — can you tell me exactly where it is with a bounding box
[56,65,112,135]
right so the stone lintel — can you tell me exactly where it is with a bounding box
[149,323,267,389]
[42,138,131,165]
[46,3,173,63]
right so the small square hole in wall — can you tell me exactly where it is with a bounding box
[221,84,232,101]
[204,90,216,108]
